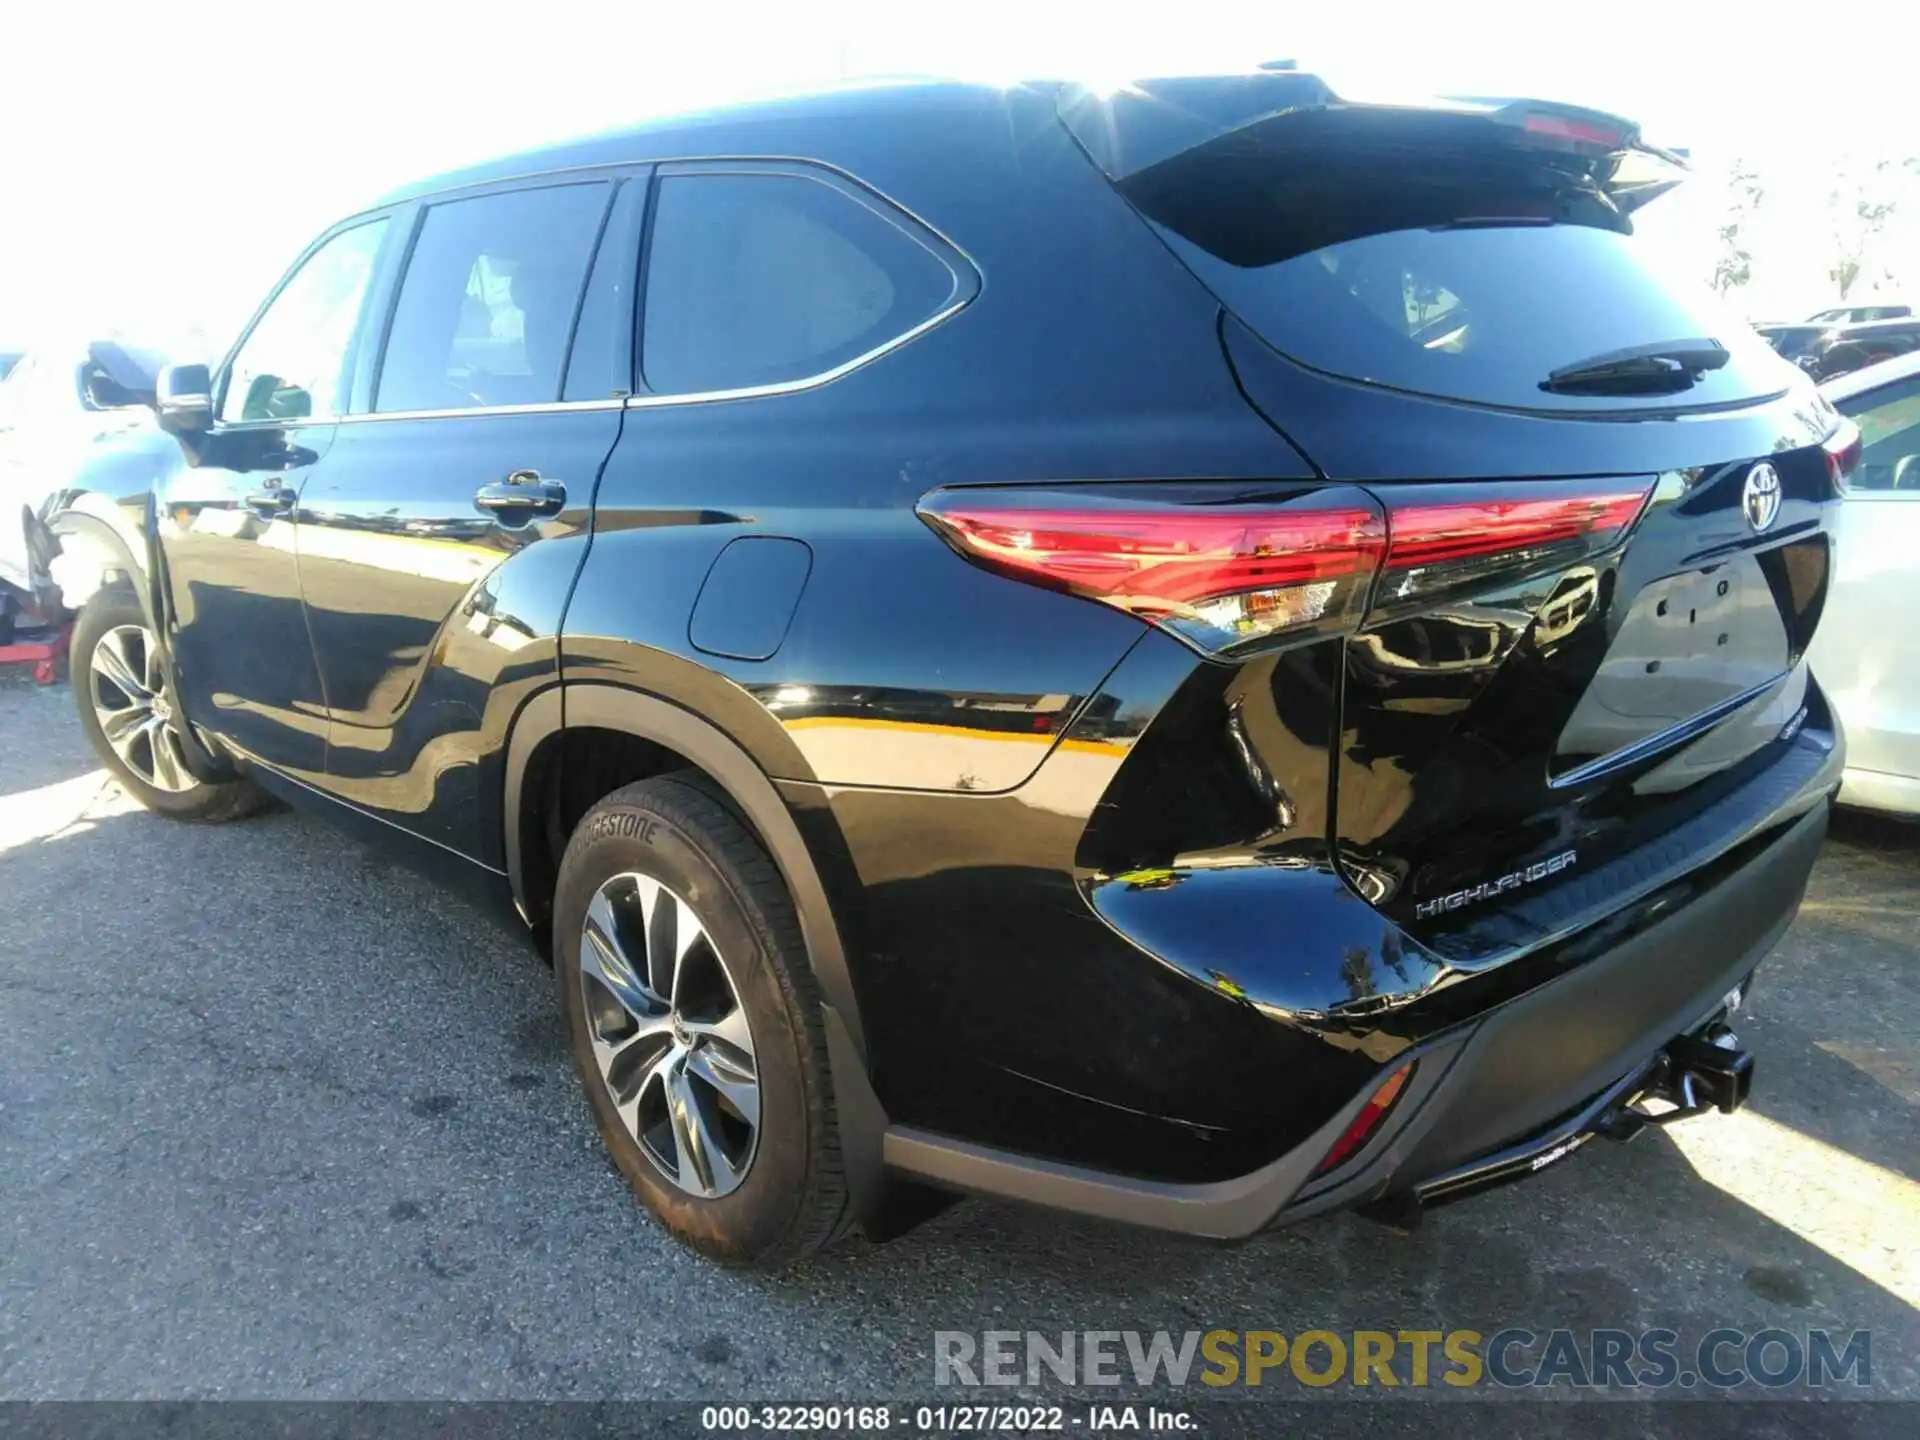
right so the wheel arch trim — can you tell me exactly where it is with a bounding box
[46,504,156,628]
[504,682,867,1062]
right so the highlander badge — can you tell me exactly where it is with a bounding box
[1416,849,1578,918]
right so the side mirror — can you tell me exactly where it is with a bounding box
[155,363,213,434]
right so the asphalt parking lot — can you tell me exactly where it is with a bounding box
[1,671,1915,1415]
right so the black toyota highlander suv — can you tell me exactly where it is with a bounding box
[51,73,1853,1264]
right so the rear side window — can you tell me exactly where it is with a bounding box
[641,171,958,396]
[1114,115,1793,413]
[376,183,610,413]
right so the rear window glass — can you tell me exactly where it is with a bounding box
[1117,117,1791,413]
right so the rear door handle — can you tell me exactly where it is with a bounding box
[474,472,566,524]
[244,487,295,515]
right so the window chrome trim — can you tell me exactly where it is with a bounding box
[625,295,972,409]
[372,154,972,262]
[270,155,980,421]
[334,397,628,424]
[323,156,981,417]
[213,415,340,433]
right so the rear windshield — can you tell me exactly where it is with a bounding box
[1114,111,1792,413]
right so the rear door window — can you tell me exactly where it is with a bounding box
[562,178,646,402]
[375,183,610,413]
[1112,113,1793,413]
[640,169,960,396]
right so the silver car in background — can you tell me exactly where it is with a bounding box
[1811,349,1920,816]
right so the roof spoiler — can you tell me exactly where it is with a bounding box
[1058,75,1688,213]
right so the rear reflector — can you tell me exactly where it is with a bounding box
[1823,419,1862,495]
[918,484,1387,656]
[1313,1062,1414,1177]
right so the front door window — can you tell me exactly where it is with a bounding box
[221,220,389,423]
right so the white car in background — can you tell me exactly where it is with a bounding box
[0,340,164,605]
[1811,350,1920,816]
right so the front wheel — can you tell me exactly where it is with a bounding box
[70,588,269,822]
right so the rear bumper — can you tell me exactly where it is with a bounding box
[882,784,1834,1239]
[1280,799,1826,1224]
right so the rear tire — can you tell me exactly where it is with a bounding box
[553,775,852,1264]
[70,587,269,823]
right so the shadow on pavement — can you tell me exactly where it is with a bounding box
[0,711,1912,1402]
[1827,807,1920,854]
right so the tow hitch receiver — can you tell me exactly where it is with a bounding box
[1374,1024,1756,1221]
[1599,1026,1753,1140]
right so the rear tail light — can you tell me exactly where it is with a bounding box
[920,478,1653,655]
[1372,479,1653,616]
[1822,418,1862,495]
[918,484,1387,657]
[1312,1061,1414,1178]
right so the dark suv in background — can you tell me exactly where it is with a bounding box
[55,73,1849,1263]
[1806,303,1910,325]
[1802,318,1920,381]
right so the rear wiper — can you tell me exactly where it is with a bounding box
[1541,338,1729,395]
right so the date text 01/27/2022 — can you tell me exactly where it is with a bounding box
[699,1404,1195,1431]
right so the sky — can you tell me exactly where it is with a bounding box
[3,0,1917,357]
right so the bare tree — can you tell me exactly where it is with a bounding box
[1827,160,1901,302]
[1712,161,1763,298]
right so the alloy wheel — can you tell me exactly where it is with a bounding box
[579,872,761,1199]
[88,624,197,793]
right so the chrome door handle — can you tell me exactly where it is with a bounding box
[243,487,295,515]
[473,475,566,523]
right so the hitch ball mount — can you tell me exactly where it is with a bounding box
[1599,1025,1753,1141]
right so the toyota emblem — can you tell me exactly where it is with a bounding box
[1742,462,1781,533]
